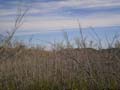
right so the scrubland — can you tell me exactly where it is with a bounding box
[0,31,120,90]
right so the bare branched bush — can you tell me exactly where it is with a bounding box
[0,1,29,47]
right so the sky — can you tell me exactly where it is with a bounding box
[0,0,120,47]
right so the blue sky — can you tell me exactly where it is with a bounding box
[0,0,120,47]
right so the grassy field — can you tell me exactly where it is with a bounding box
[0,25,120,90]
[0,42,120,90]
[0,0,120,89]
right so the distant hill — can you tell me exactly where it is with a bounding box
[0,34,5,44]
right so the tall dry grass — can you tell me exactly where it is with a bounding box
[0,29,120,90]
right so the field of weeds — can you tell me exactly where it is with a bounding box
[0,9,120,89]
[0,43,120,90]
[1,0,120,89]
[0,22,120,90]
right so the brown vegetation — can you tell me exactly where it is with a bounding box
[0,44,120,90]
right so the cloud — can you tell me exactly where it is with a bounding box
[1,0,120,16]
[0,0,120,35]
[19,14,120,30]
[0,9,17,16]
[31,0,120,10]
[1,13,120,34]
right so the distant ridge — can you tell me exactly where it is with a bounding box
[0,34,5,44]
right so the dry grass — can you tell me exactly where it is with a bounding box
[1,3,120,89]
[0,43,120,90]
[0,25,120,89]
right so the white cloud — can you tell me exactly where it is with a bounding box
[1,13,120,34]
[20,14,120,30]
[1,0,120,16]
[0,9,16,16]
[31,0,120,10]
[0,0,120,35]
